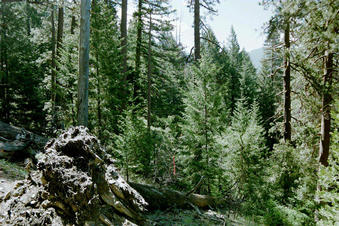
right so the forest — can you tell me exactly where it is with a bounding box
[0,0,338,225]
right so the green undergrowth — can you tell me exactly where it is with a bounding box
[146,208,260,226]
[0,159,27,180]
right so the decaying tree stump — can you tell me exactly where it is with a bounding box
[0,126,147,225]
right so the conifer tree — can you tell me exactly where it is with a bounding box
[222,99,267,205]
[181,55,225,193]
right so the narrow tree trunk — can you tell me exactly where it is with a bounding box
[55,2,64,129]
[194,0,200,61]
[56,3,64,58]
[147,10,152,132]
[96,58,102,140]
[0,2,8,122]
[121,0,128,77]
[77,0,90,126]
[121,0,128,110]
[319,51,333,167]
[70,0,76,35]
[283,19,291,142]
[134,0,143,103]
[203,82,210,194]
[26,1,30,36]
[51,7,57,127]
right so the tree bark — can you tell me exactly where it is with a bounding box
[130,182,216,210]
[0,121,48,159]
[25,1,30,36]
[55,3,64,128]
[51,6,56,125]
[77,0,90,126]
[121,0,128,110]
[194,0,200,61]
[319,51,333,167]
[0,2,10,123]
[0,121,48,145]
[56,3,64,58]
[283,19,291,142]
[147,9,152,132]
[96,56,102,140]
[134,0,143,103]
[121,0,128,77]
[70,0,77,35]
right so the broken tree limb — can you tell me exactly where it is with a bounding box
[185,176,204,196]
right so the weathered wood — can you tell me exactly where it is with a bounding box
[130,182,216,210]
[1,127,148,225]
[77,0,90,126]
[0,141,28,158]
[0,121,48,159]
[0,121,47,146]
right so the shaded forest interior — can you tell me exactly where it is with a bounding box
[0,0,338,225]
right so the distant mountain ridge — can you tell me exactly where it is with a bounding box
[249,47,264,70]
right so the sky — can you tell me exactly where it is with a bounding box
[124,0,274,52]
[171,0,273,52]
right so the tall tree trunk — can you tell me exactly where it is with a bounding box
[56,3,64,58]
[283,19,291,142]
[96,56,102,140]
[51,6,57,127]
[26,0,30,36]
[147,10,152,132]
[70,0,77,35]
[55,2,64,129]
[121,0,128,110]
[121,0,129,178]
[134,0,143,103]
[77,0,90,126]
[0,2,9,122]
[319,51,333,167]
[121,0,128,77]
[194,0,200,61]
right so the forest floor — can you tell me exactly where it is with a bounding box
[0,159,256,226]
[0,159,27,199]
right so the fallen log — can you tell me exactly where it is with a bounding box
[0,121,48,159]
[0,121,47,145]
[0,140,28,158]
[130,182,216,210]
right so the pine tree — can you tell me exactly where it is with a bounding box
[227,27,242,114]
[181,55,225,194]
[221,99,267,206]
